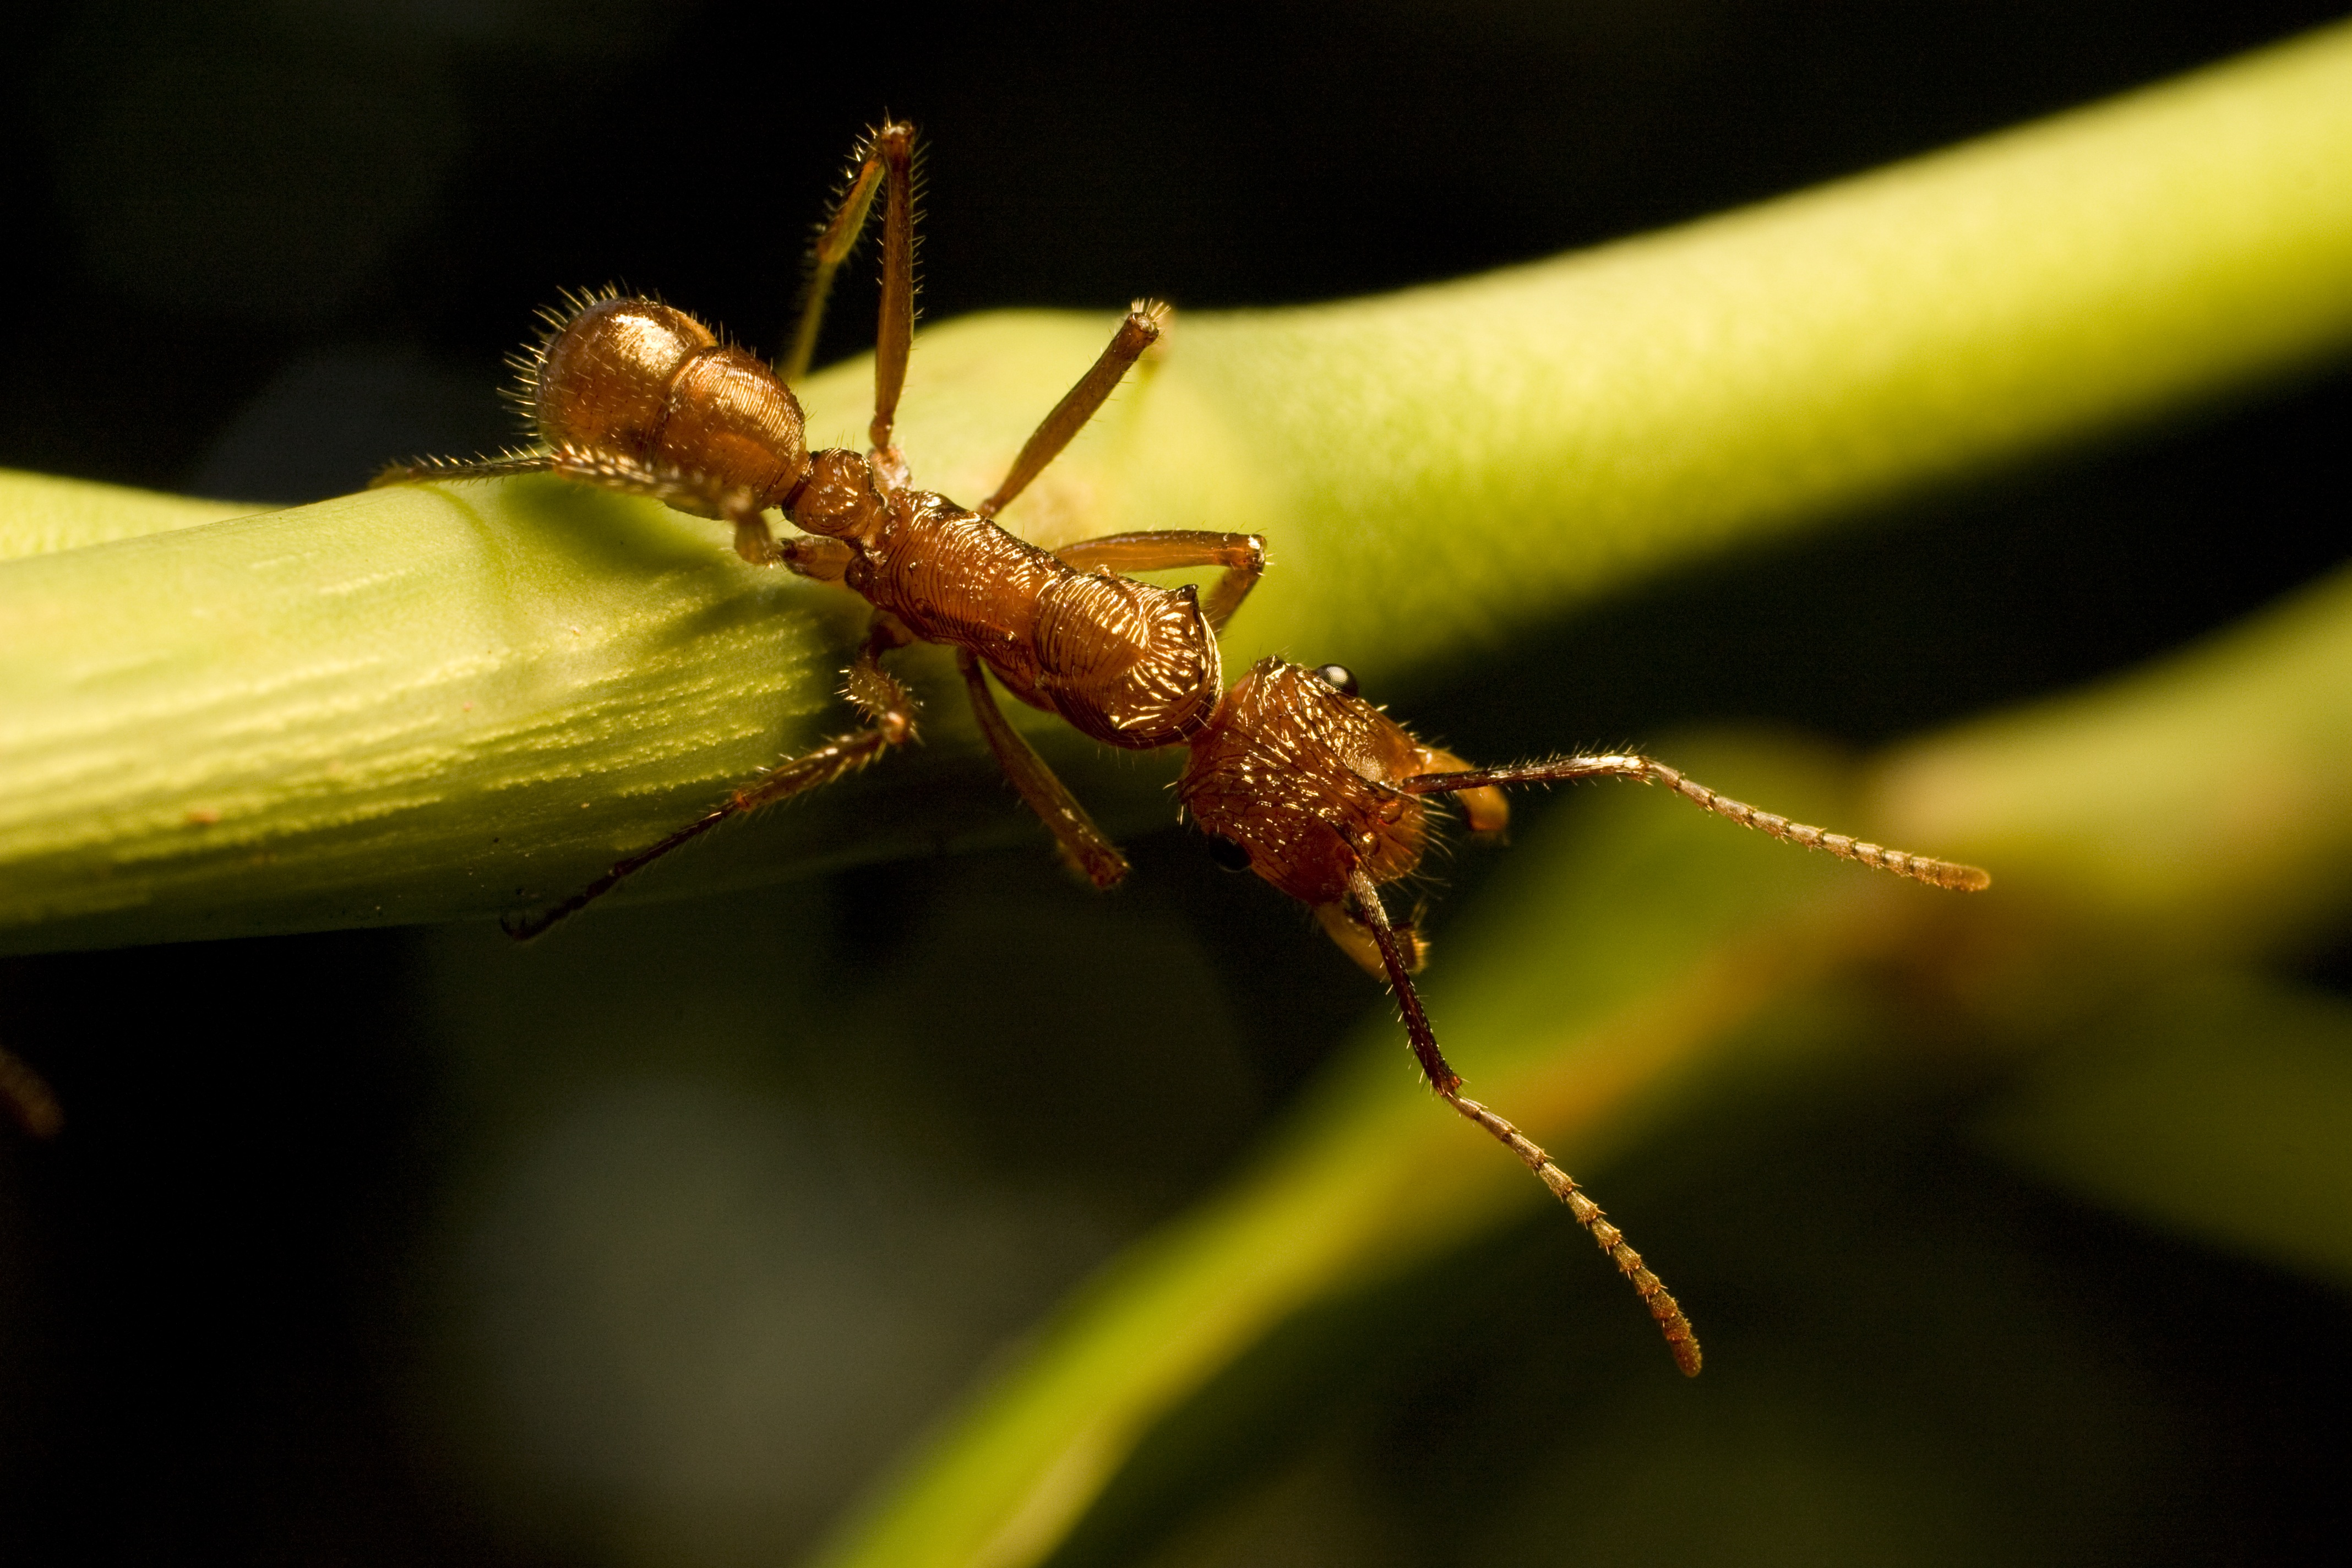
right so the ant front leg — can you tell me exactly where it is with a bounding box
[1054,529,1266,634]
[979,302,1169,520]
[505,616,920,939]
[956,649,1129,888]
[556,453,854,580]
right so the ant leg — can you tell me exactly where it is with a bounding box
[1347,868,1703,1377]
[390,445,836,571]
[526,449,784,565]
[979,302,1169,520]
[777,535,855,582]
[549,453,857,576]
[372,451,556,487]
[505,617,919,939]
[865,121,919,482]
[955,649,1129,888]
[1054,529,1266,633]
[780,126,896,384]
[1402,755,1991,892]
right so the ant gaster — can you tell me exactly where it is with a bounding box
[378,122,1991,1376]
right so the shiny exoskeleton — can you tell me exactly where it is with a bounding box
[378,122,1990,1376]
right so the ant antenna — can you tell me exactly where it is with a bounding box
[1406,755,1990,892]
[1347,868,1703,1376]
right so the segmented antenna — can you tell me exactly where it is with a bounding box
[1406,754,1990,892]
[1348,868,1703,1375]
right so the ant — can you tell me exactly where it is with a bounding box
[377,121,1990,1376]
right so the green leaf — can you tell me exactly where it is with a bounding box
[8,21,2352,950]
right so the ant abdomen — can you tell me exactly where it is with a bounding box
[532,295,811,513]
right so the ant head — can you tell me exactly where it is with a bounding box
[1178,658,1435,912]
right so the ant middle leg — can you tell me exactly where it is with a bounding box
[956,649,1129,888]
[505,616,919,939]
[979,302,1169,520]
[1054,529,1266,633]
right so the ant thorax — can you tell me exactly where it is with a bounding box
[830,489,1227,751]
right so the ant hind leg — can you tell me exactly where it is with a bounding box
[505,617,919,939]
[780,124,898,385]
[375,446,803,567]
[372,451,556,488]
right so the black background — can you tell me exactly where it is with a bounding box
[3,3,2350,1563]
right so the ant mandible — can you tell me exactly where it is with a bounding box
[377,121,1991,1376]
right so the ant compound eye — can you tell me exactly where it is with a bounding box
[1314,663,1360,698]
[1205,835,1253,872]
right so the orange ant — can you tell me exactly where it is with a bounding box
[377,121,1990,1376]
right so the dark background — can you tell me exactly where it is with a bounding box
[2,2,2349,1564]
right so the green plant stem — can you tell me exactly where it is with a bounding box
[4,22,2352,953]
[0,470,254,560]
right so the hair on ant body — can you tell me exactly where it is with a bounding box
[377,120,1990,1376]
